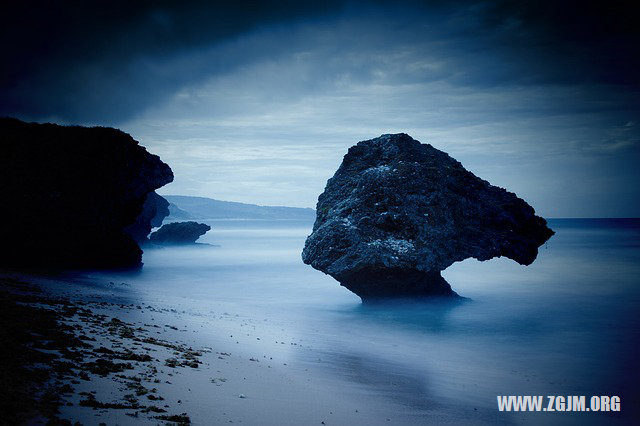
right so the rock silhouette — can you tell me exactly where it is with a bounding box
[0,118,173,269]
[149,221,211,245]
[302,133,554,301]
[125,192,171,244]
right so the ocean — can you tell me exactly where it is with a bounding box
[73,218,639,424]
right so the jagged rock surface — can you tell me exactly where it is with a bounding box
[0,118,173,269]
[302,133,554,301]
[149,221,211,245]
[124,192,171,244]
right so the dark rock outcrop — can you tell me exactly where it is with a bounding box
[124,192,171,244]
[149,221,211,245]
[302,133,554,301]
[0,118,173,269]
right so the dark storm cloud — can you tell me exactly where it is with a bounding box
[479,0,640,87]
[0,0,344,122]
[1,1,638,123]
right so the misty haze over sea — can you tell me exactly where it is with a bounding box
[49,216,637,424]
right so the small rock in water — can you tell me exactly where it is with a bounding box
[149,221,211,245]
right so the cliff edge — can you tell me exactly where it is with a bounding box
[0,118,173,269]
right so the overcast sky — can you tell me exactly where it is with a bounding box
[2,1,639,217]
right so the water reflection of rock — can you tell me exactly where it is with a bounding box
[351,297,468,333]
[303,349,435,410]
[293,299,465,411]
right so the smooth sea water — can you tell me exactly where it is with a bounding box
[79,218,639,424]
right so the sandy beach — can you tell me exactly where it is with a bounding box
[2,270,475,425]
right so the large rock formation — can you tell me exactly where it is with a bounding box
[302,134,554,301]
[0,118,173,269]
[124,192,171,244]
[149,221,211,245]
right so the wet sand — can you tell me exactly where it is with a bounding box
[3,219,637,425]
[1,271,467,425]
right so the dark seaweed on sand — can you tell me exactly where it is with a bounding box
[0,277,202,424]
[0,278,81,424]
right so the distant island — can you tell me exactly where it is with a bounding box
[162,195,316,221]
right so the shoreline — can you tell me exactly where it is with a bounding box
[1,274,202,424]
[2,255,633,425]
[1,271,445,425]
